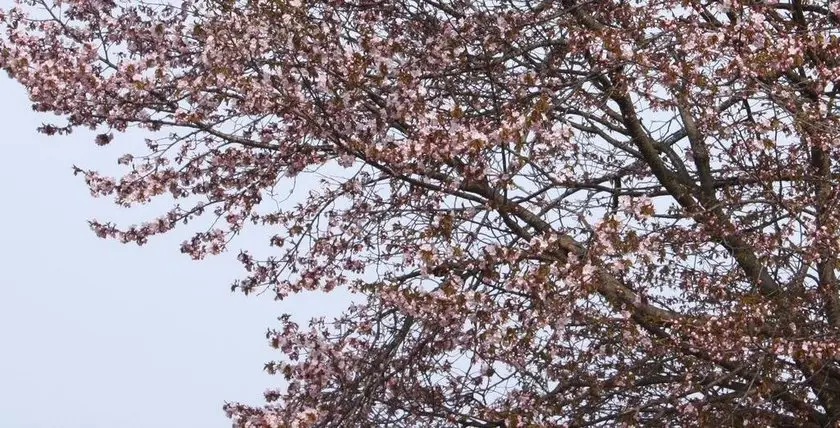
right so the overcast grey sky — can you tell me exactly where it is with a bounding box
[0,62,313,427]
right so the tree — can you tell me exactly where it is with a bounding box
[4,0,840,425]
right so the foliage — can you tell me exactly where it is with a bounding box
[4,0,840,425]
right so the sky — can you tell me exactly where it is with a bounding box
[0,60,322,427]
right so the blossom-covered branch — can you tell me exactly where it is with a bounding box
[4,0,840,425]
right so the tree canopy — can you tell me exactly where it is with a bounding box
[4,0,840,425]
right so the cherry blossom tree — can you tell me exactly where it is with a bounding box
[4,0,840,425]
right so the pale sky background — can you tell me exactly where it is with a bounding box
[0,56,334,427]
